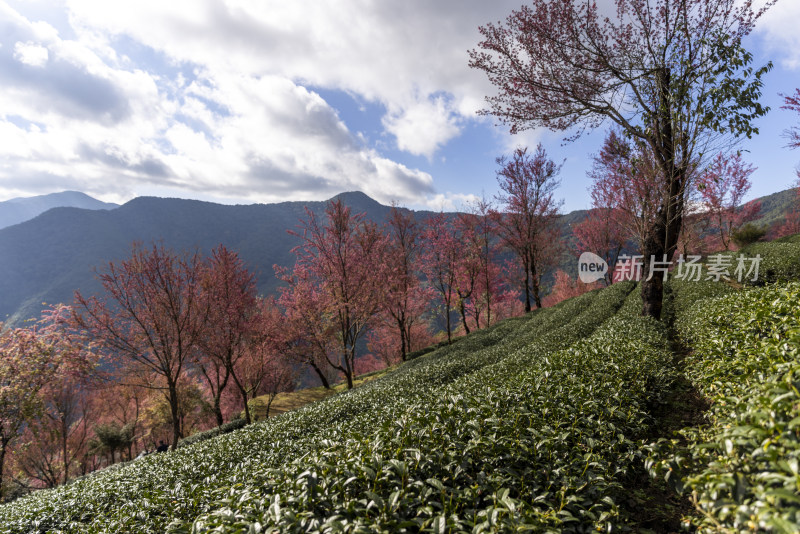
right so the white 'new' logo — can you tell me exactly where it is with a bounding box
[578,252,608,283]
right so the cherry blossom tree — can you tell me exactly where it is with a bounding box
[196,245,258,426]
[382,205,429,361]
[491,145,563,311]
[697,152,759,250]
[470,0,774,318]
[275,266,338,389]
[0,325,58,499]
[289,200,388,389]
[366,317,437,367]
[543,270,601,307]
[73,242,207,449]
[15,305,98,488]
[588,129,667,252]
[463,197,505,328]
[233,297,297,420]
[452,216,481,335]
[420,213,459,343]
[91,378,147,459]
[572,208,625,286]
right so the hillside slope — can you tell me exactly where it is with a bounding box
[3,187,797,324]
[0,281,681,531]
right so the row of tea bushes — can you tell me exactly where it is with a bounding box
[0,284,634,532]
[706,238,800,285]
[182,283,675,532]
[648,282,800,532]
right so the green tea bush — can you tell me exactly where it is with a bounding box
[176,418,247,449]
[774,232,800,244]
[647,282,800,531]
[665,278,734,323]
[184,283,674,532]
[0,284,632,532]
[741,241,800,284]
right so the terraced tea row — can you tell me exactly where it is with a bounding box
[0,284,634,532]
[649,282,800,531]
[182,284,675,531]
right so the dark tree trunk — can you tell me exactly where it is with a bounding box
[344,350,354,389]
[397,314,408,361]
[227,364,252,424]
[523,272,532,313]
[0,437,7,501]
[213,396,224,427]
[445,303,452,343]
[241,389,251,424]
[61,420,69,485]
[530,256,542,309]
[459,298,471,334]
[310,361,332,389]
[167,380,181,450]
[641,66,686,319]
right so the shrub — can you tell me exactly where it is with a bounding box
[731,222,766,247]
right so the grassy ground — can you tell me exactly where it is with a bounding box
[246,365,399,421]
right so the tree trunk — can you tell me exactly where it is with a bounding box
[445,302,452,343]
[0,437,7,501]
[344,350,354,389]
[523,272,532,313]
[241,389,251,424]
[530,257,542,309]
[397,315,408,361]
[167,380,181,449]
[459,298,471,334]
[486,290,491,326]
[61,419,69,485]
[213,396,224,427]
[227,364,252,424]
[640,180,685,317]
[310,361,332,389]
[641,66,685,319]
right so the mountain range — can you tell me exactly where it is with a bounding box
[0,188,796,324]
[0,191,118,230]
[0,191,404,323]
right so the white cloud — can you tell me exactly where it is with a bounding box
[754,0,800,69]
[13,41,48,66]
[382,96,462,159]
[0,1,451,206]
[422,192,481,212]
[62,0,514,157]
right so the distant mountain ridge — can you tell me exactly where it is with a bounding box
[0,188,796,324]
[0,191,396,323]
[0,191,119,230]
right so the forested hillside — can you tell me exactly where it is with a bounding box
[0,192,396,323]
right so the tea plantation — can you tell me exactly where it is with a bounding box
[1,238,799,532]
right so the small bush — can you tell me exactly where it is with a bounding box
[731,222,766,247]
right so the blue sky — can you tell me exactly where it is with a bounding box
[0,0,798,213]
